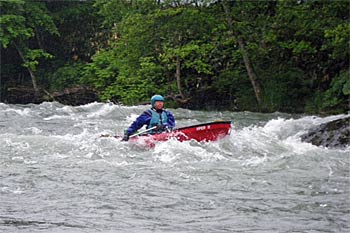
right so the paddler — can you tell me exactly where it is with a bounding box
[122,95,175,141]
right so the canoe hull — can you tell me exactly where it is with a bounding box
[130,121,231,145]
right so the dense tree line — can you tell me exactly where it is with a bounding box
[1,0,349,114]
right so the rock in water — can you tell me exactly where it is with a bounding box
[301,116,350,149]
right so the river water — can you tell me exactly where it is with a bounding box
[0,102,349,233]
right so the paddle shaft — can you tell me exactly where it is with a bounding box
[99,126,157,139]
[129,126,157,138]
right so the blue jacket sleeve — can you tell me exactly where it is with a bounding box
[126,112,151,135]
[165,111,175,129]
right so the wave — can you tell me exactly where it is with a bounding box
[0,102,348,166]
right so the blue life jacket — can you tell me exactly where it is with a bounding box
[146,109,168,131]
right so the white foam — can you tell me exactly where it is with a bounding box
[152,139,227,163]
[262,117,318,139]
[5,139,30,149]
[126,113,139,123]
[0,102,9,109]
[4,108,32,117]
[235,115,350,155]
[86,103,116,118]
[59,105,76,113]
[281,135,319,154]
[43,115,68,120]
[1,186,24,194]
[27,127,43,135]
[53,128,91,143]
[241,155,269,167]
[75,101,103,110]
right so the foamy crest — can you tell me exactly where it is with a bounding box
[241,154,269,167]
[86,103,117,118]
[0,102,9,109]
[44,114,72,121]
[53,128,92,144]
[5,139,30,150]
[4,108,32,117]
[126,113,139,123]
[152,139,227,163]
[26,127,43,135]
[262,117,314,139]
[282,135,320,154]
[153,142,180,163]
[75,101,103,110]
[1,186,24,195]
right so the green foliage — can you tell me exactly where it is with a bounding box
[305,71,350,114]
[0,0,32,48]
[0,15,32,48]
[23,49,53,72]
[321,71,350,112]
[323,22,350,60]
[261,68,307,112]
[162,41,214,75]
[49,62,85,91]
[24,2,59,36]
[80,49,119,90]
[1,0,349,114]
[0,0,58,91]
[49,0,103,61]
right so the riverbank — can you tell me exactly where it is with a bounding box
[2,85,348,114]
[3,86,99,106]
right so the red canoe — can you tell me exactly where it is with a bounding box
[130,121,232,145]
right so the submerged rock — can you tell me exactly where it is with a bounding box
[301,116,350,149]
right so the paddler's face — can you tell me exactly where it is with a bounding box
[154,101,164,110]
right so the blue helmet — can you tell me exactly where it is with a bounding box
[151,95,164,107]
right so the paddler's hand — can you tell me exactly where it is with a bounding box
[154,124,166,132]
[122,130,130,141]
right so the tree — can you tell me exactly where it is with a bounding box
[265,1,349,113]
[220,1,264,109]
[154,6,216,102]
[0,0,58,94]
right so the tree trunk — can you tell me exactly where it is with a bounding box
[34,26,44,50]
[236,37,263,107]
[14,43,39,95]
[221,2,263,109]
[166,55,191,106]
[175,55,184,98]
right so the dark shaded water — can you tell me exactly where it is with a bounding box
[0,102,349,232]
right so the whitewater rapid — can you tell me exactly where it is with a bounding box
[0,102,349,233]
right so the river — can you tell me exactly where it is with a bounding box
[0,102,349,233]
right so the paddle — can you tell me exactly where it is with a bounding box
[129,126,157,138]
[100,126,157,139]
